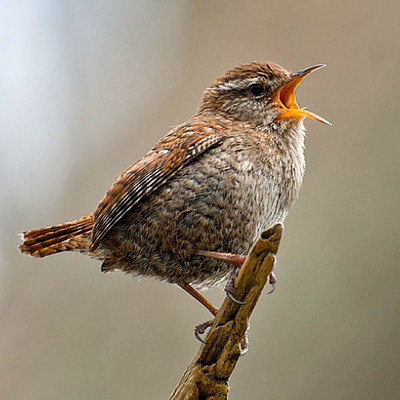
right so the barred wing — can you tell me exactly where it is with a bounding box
[90,123,222,250]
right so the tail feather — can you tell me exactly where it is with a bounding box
[20,214,94,258]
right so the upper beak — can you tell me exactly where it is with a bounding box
[272,64,331,126]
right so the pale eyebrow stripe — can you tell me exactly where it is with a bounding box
[217,78,260,91]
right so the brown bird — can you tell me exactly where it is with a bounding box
[19,61,330,318]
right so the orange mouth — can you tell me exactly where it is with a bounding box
[272,64,331,126]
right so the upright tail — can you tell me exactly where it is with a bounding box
[19,214,94,258]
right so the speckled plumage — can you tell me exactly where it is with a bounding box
[100,118,305,285]
[20,61,328,288]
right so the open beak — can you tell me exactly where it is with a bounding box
[272,64,331,126]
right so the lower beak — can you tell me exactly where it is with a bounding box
[272,64,331,126]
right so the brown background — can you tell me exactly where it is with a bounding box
[1,1,400,399]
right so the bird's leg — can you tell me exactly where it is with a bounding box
[179,282,217,344]
[197,250,246,268]
[179,278,252,354]
[198,249,277,297]
[179,282,218,316]
[197,250,247,304]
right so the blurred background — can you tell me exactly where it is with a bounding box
[1,1,399,399]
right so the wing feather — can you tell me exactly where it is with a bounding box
[90,122,223,250]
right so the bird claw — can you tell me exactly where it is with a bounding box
[197,250,248,305]
[267,283,276,295]
[194,319,250,355]
[267,271,277,294]
[194,320,213,344]
[226,290,247,305]
[224,265,248,305]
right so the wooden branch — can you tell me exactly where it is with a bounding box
[169,224,283,400]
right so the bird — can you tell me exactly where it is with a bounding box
[19,61,330,318]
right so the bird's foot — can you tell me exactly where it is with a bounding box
[198,250,248,304]
[267,271,277,294]
[197,250,277,298]
[194,319,250,356]
[225,265,247,305]
[194,320,213,344]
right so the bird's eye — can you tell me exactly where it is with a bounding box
[248,83,265,97]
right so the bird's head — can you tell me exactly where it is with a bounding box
[199,61,330,131]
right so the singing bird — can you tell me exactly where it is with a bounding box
[20,61,330,316]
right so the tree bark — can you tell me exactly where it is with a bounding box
[169,224,283,400]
